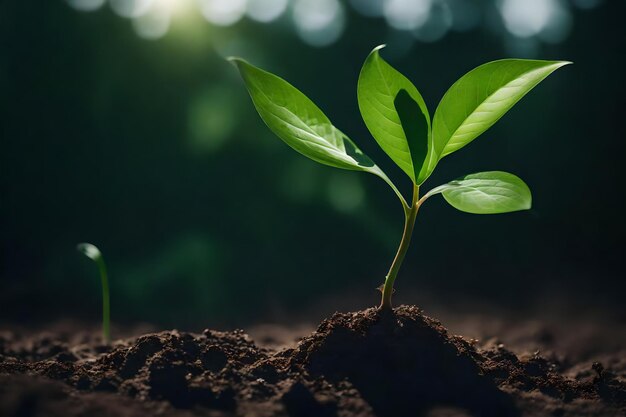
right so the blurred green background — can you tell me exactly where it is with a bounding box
[1,0,624,328]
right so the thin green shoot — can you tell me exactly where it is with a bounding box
[77,243,111,343]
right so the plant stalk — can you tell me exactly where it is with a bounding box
[379,183,419,310]
[97,258,111,344]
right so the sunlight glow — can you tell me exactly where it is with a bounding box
[129,0,197,40]
[62,0,595,47]
[132,2,170,40]
[161,0,197,17]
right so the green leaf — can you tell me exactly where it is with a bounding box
[423,171,531,214]
[432,59,571,159]
[230,57,406,206]
[357,45,433,185]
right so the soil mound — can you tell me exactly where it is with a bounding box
[1,306,624,417]
[290,306,517,416]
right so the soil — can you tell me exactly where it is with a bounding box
[0,306,624,417]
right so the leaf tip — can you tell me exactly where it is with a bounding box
[367,44,387,60]
[77,242,102,262]
[523,193,532,211]
[547,61,572,72]
[226,56,245,68]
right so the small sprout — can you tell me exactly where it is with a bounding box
[77,243,111,344]
[230,46,570,310]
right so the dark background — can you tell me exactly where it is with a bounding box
[1,0,624,328]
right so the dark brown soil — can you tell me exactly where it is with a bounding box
[1,306,624,417]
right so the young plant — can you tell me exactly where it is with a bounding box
[77,243,111,343]
[230,46,569,309]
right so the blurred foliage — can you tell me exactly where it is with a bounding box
[0,0,624,327]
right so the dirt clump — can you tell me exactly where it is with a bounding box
[1,306,624,417]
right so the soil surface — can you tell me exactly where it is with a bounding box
[1,306,624,417]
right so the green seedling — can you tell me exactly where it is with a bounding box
[77,243,111,343]
[230,46,569,309]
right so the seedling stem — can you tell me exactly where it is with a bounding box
[380,184,419,310]
[98,257,110,343]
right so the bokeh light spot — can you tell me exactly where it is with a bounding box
[66,0,106,12]
[246,0,288,23]
[132,0,171,40]
[199,0,247,26]
[292,0,346,47]
[109,0,154,18]
[383,0,432,31]
[539,1,572,44]
[500,0,553,38]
